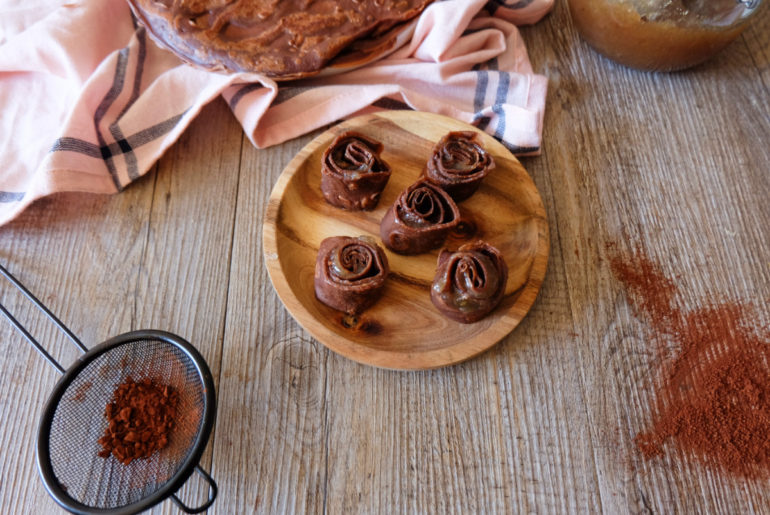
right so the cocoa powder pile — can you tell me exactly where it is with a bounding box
[608,245,770,479]
[98,377,180,465]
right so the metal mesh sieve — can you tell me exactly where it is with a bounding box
[0,265,217,514]
[41,335,212,511]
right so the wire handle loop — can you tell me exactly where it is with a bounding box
[170,465,218,514]
[0,264,87,374]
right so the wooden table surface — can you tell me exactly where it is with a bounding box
[1,2,768,513]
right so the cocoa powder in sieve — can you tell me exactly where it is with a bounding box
[97,377,180,465]
[609,245,770,479]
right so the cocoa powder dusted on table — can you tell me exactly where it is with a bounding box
[608,245,770,479]
[98,377,180,465]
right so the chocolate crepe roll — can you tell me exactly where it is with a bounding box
[321,131,392,210]
[425,131,495,201]
[314,236,389,314]
[430,241,508,323]
[379,178,460,255]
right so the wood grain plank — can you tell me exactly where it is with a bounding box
[0,1,768,513]
[321,263,603,513]
[0,185,156,513]
[741,6,770,92]
[131,98,244,513]
[319,134,602,512]
[0,97,242,514]
[211,129,329,514]
[536,0,770,512]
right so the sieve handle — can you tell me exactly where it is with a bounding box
[170,465,218,513]
[0,264,88,374]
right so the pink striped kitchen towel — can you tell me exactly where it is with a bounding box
[0,0,552,226]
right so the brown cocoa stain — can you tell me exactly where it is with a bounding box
[338,314,383,335]
[71,381,93,402]
[608,244,770,480]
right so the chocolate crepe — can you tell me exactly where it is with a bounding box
[430,241,508,323]
[321,131,391,211]
[127,0,435,78]
[379,178,460,255]
[425,131,495,201]
[314,236,389,315]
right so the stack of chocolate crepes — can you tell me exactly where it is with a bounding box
[0,0,553,226]
[127,0,438,79]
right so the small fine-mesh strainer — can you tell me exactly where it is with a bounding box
[0,264,217,514]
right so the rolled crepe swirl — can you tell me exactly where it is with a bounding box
[314,236,389,314]
[431,241,508,323]
[425,131,495,201]
[321,131,391,210]
[379,178,460,255]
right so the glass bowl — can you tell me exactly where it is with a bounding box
[568,0,764,71]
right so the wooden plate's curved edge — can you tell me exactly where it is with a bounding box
[262,111,550,370]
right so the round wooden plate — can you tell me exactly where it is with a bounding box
[263,111,549,370]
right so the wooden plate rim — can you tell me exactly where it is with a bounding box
[263,111,549,370]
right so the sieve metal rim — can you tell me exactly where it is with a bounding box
[36,329,217,515]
